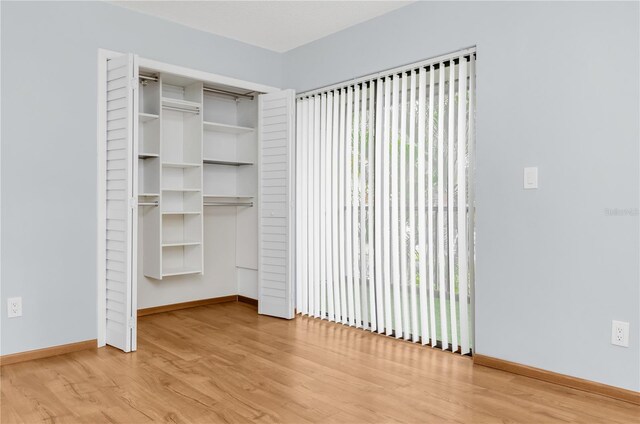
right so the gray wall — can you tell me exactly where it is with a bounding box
[0,1,282,355]
[284,1,640,391]
[2,0,638,393]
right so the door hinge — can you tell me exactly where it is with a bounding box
[129,197,136,209]
[131,78,139,91]
[128,317,135,330]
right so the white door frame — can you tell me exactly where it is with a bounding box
[96,48,281,348]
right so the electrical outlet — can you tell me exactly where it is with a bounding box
[611,320,629,347]
[7,297,22,318]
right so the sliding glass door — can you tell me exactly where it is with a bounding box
[295,49,476,355]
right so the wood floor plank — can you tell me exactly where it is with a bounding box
[2,302,638,423]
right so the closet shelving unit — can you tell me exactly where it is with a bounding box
[202,159,253,166]
[202,121,254,134]
[202,85,257,201]
[137,71,258,280]
[136,72,205,279]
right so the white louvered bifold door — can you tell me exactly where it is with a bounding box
[258,89,296,319]
[105,53,138,352]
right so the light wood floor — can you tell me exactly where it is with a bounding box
[2,302,638,423]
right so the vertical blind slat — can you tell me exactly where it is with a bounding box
[367,82,378,332]
[382,77,392,336]
[295,100,303,314]
[374,78,385,333]
[320,94,327,320]
[353,85,363,328]
[399,74,410,340]
[331,91,342,322]
[325,92,335,322]
[391,76,402,338]
[359,84,369,330]
[467,56,476,352]
[301,99,309,316]
[458,57,470,354]
[437,63,449,349]
[313,95,321,318]
[427,67,438,347]
[308,96,316,317]
[417,69,429,345]
[447,62,459,352]
[345,87,355,326]
[338,89,348,324]
[408,71,419,343]
[307,97,314,316]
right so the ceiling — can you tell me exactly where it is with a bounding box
[111,1,413,53]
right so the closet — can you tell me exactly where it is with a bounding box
[101,52,295,352]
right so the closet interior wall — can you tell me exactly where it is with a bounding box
[136,70,258,309]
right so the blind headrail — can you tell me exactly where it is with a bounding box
[297,46,476,99]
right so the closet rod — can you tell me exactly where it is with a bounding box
[138,201,159,206]
[139,74,158,82]
[162,105,200,114]
[203,86,254,100]
[204,202,253,207]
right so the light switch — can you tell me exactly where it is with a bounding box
[524,167,538,189]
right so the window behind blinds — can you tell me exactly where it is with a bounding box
[295,48,476,354]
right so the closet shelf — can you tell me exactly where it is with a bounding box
[139,152,159,159]
[139,192,160,197]
[139,112,159,122]
[203,158,254,166]
[203,194,255,199]
[162,211,201,215]
[203,121,254,134]
[162,162,201,168]
[162,240,201,247]
[162,97,201,111]
[162,267,202,278]
[162,188,202,192]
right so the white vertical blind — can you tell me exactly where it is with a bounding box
[367,82,377,332]
[331,92,341,322]
[313,95,321,319]
[408,71,419,343]
[417,67,429,345]
[295,49,476,355]
[300,98,309,316]
[374,79,385,333]
[307,96,315,317]
[382,78,392,336]
[447,62,458,352]
[390,76,402,338]
[437,63,448,349]
[338,89,348,324]
[319,93,327,320]
[457,60,470,355]
[358,85,368,329]
[399,74,409,340]
[295,98,303,315]
[352,85,363,329]
[427,68,438,347]
[467,55,476,352]
[325,92,335,322]
[295,99,304,312]
[345,87,355,326]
